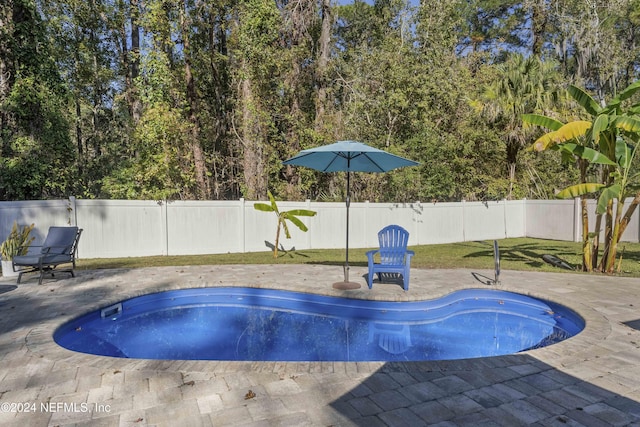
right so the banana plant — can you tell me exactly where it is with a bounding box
[524,81,640,273]
[253,191,317,258]
[524,113,600,271]
[0,221,35,261]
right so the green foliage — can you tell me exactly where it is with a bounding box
[101,103,194,200]
[253,190,316,257]
[478,53,565,199]
[457,0,529,55]
[526,81,640,273]
[2,0,640,207]
[0,221,35,261]
[1,75,75,199]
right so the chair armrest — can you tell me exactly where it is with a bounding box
[18,244,41,255]
[406,251,414,265]
[41,245,74,254]
[365,250,379,261]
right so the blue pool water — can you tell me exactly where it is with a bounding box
[54,287,584,362]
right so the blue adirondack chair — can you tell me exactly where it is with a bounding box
[366,225,414,291]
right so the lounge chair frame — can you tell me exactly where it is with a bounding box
[12,227,83,285]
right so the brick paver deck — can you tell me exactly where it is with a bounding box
[1,264,640,426]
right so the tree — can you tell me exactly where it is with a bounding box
[180,0,210,199]
[231,0,282,200]
[479,53,563,199]
[456,0,528,56]
[0,0,76,199]
[546,0,638,95]
[526,81,640,274]
[524,112,596,270]
[0,1,13,137]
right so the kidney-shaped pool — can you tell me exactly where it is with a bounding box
[54,287,584,362]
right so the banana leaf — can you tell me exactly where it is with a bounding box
[597,184,622,215]
[615,138,634,169]
[591,114,609,145]
[614,115,640,133]
[283,214,310,232]
[253,203,274,212]
[522,113,564,131]
[557,183,605,199]
[284,209,317,217]
[532,121,591,151]
[558,143,616,166]
[568,85,602,116]
[609,80,640,108]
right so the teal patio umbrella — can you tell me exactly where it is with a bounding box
[283,140,419,289]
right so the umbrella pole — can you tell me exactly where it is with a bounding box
[333,169,360,290]
[345,170,350,282]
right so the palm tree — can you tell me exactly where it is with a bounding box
[480,54,561,199]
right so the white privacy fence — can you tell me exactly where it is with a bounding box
[0,197,638,258]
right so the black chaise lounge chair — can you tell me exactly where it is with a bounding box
[12,226,83,285]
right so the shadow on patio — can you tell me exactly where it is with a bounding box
[330,354,640,425]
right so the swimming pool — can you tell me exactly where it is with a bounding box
[54,287,584,362]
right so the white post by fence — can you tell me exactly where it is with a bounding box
[461,199,466,242]
[240,198,246,253]
[574,197,581,243]
[160,200,169,255]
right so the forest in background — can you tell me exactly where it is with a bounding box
[1,0,639,203]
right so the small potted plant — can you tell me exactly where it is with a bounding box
[1,221,35,277]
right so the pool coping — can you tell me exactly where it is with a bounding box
[20,265,612,374]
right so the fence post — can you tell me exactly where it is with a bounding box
[522,198,527,237]
[461,199,466,241]
[306,198,312,250]
[364,200,370,247]
[503,198,507,239]
[414,201,421,245]
[574,197,581,243]
[240,198,246,253]
[160,200,169,255]
[67,196,77,226]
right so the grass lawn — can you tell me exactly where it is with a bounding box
[76,237,640,277]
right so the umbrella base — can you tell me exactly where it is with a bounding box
[332,281,361,290]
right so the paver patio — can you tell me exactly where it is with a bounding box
[1,264,640,426]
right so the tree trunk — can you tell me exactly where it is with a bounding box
[89,22,102,157]
[530,0,547,56]
[591,212,602,269]
[617,193,640,240]
[274,219,281,258]
[599,199,614,272]
[0,0,14,155]
[129,0,142,123]
[605,198,626,273]
[602,193,640,273]
[181,2,209,200]
[315,0,332,131]
[507,162,516,200]
[581,196,591,271]
[208,11,228,199]
[240,73,266,200]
